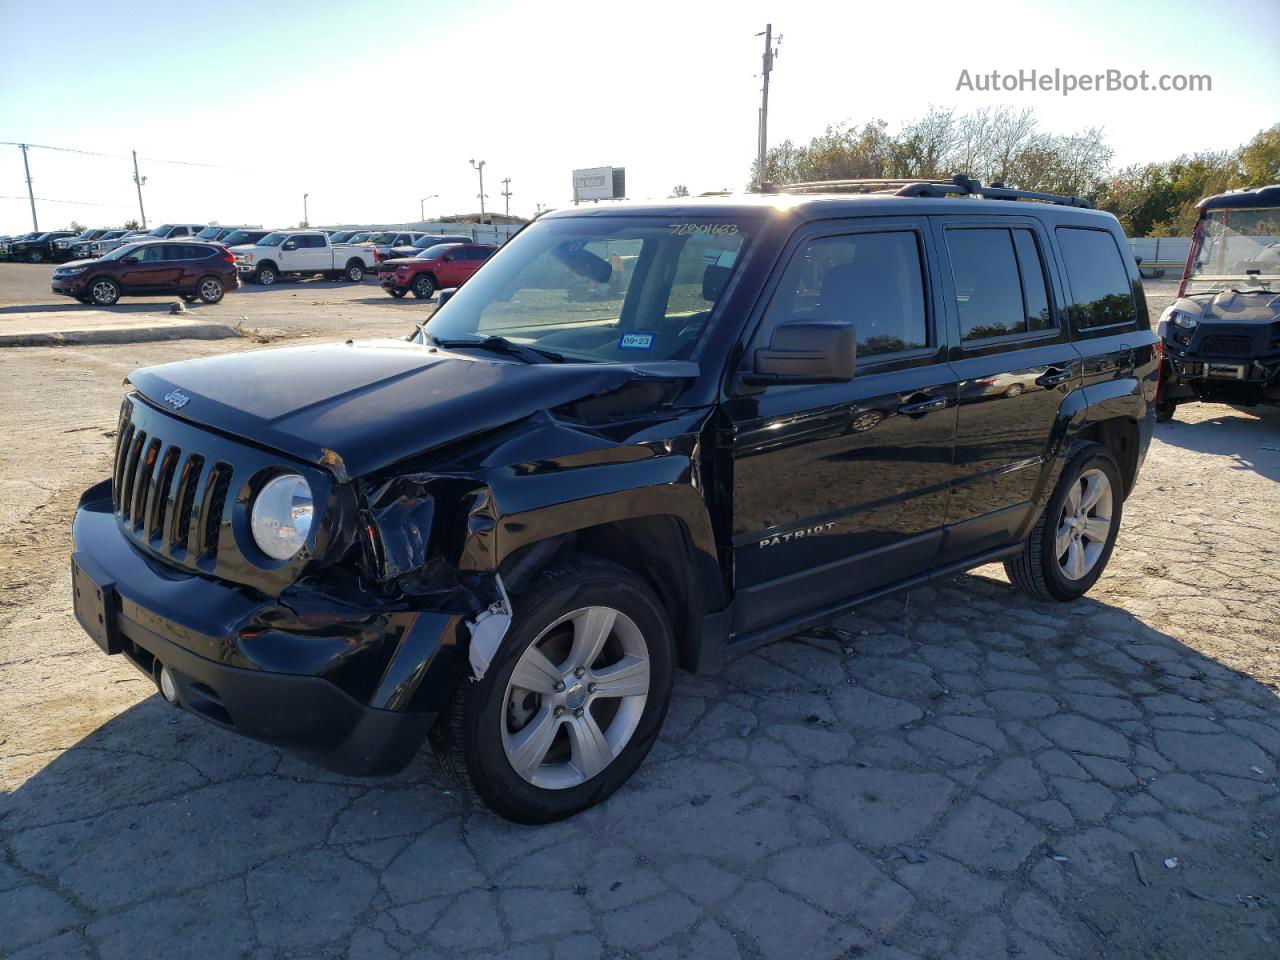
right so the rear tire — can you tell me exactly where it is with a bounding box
[1005,442,1123,602]
[437,554,675,824]
[89,277,120,306]
[345,261,365,282]
[412,274,436,300]
[197,276,225,304]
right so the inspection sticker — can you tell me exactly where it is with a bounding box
[619,331,656,350]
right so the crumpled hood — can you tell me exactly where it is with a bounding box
[127,339,695,479]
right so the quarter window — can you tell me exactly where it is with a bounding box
[759,231,929,359]
[1056,227,1136,328]
[947,228,1054,341]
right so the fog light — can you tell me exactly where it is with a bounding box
[159,665,179,704]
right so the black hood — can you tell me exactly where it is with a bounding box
[128,339,696,479]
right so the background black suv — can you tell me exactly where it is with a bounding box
[72,177,1156,824]
[8,230,77,263]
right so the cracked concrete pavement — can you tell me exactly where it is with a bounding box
[2,275,1279,959]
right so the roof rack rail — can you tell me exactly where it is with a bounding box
[758,174,1093,209]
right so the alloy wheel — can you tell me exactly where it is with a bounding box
[200,278,223,302]
[91,280,118,305]
[1055,468,1113,580]
[501,605,651,789]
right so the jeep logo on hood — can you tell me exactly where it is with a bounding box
[163,389,190,410]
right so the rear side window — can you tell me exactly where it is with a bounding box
[947,228,1054,341]
[759,230,929,359]
[1056,227,1135,328]
[186,245,215,259]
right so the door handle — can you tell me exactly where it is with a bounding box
[898,395,948,415]
[1035,368,1074,387]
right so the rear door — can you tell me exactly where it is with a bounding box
[1053,225,1152,395]
[931,217,1083,561]
[725,218,959,635]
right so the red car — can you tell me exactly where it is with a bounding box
[379,242,497,299]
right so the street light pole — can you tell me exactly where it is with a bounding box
[469,159,487,223]
[132,150,147,229]
[419,194,438,222]
[303,193,310,227]
[20,144,38,231]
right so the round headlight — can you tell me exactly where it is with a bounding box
[250,474,314,560]
[1170,311,1198,329]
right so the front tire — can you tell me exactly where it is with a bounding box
[439,555,675,823]
[253,264,277,285]
[28,250,44,263]
[1005,442,1123,602]
[387,287,407,299]
[412,274,436,300]
[89,277,120,306]
[1156,399,1176,423]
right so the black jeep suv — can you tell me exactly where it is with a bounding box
[71,177,1156,822]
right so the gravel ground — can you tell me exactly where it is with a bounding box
[0,271,1278,960]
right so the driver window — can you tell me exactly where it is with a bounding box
[756,231,928,360]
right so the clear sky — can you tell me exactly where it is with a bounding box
[1,0,1277,233]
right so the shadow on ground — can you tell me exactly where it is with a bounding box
[3,573,1278,959]
[1157,405,1280,484]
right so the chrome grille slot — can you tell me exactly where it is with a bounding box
[171,454,205,553]
[132,438,162,530]
[148,445,182,543]
[199,463,234,559]
[119,431,147,523]
[112,421,135,504]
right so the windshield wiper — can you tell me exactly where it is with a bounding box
[432,334,565,364]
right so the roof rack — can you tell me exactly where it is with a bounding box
[757,174,1093,209]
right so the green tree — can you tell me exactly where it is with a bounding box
[1239,124,1280,185]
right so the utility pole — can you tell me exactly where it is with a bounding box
[303,193,310,227]
[470,159,487,222]
[756,24,780,185]
[131,150,147,229]
[19,144,37,230]
[500,178,512,218]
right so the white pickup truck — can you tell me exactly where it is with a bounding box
[231,230,378,285]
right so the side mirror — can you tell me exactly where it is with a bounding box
[744,320,856,385]
[437,288,458,307]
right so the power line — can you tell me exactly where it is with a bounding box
[0,140,249,170]
[0,194,131,208]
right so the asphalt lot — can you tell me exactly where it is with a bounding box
[1,264,1278,959]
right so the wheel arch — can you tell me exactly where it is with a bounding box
[1074,416,1140,497]
[496,513,720,675]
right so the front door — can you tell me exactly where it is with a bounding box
[725,219,959,637]
[121,244,181,291]
[930,218,1084,561]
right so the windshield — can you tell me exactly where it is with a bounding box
[368,232,396,244]
[423,215,755,363]
[256,232,287,246]
[329,231,355,242]
[220,230,255,245]
[145,226,170,238]
[349,232,375,243]
[1187,208,1280,291]
[196,227,222,239]
[99,231,126,240]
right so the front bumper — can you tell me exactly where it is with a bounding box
[72,481,469,775]
[51,274,89,296]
